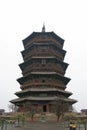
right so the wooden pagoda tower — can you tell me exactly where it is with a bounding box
[11,26,77,113]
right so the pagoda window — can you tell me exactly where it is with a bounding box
[42,79,45,83]
[41,86,46,89]
[39,45,49,50]
[42,58,46,65]
[42,46,47,49]
[39,93,47,97]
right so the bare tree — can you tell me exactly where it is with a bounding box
[8,103,18,112]
[23,101,35,121]
[56,99,69,122]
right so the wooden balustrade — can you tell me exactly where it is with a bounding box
[24,37,63,49]
[20,79,64,90]
[23,48,63,61]
[22,63,65,76]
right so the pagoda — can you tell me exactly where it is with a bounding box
[11,26,77,113]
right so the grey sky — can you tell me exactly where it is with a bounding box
[0,0,87,112]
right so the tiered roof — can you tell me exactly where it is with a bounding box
[10,29,77,106]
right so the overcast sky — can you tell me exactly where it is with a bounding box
[0,0,87,112]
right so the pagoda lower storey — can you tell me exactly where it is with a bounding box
[11,95,75,113]
[19,101,54,113]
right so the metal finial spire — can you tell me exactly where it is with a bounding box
[42,23,45,32]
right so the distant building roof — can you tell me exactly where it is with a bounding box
[0,109,5,114]
[81,109,87,115]
[81,109,87,112]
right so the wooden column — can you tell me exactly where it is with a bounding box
[47,104,49,112]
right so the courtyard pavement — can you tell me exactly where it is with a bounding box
[0,121,69,130]
[0,121,86,130]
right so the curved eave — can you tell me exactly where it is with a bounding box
[30,72,71,85]
[20,83,66,90]
[21,43,66,58]
[10,97,57,104]
[17,72,71,85]
[19,63,24,70]
[15,88,72,97]
[10,96,61,103]
[19,56,69,71]
[62,63,69,71]
[22,32,64,47]
[64,98,77,104]
[51,31,65,45]
[10,96,77,104]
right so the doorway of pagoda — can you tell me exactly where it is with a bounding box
[43,105,47,112]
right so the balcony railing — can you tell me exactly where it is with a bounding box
[20,79,64,90]
[22,63,65,76]
[24,37,63,49]
[23,48,64,61]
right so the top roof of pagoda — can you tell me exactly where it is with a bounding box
[22,31,65,46]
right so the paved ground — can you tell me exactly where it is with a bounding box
[0,122,69,130]
[1,121,86,130]
[6,124,86,130]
